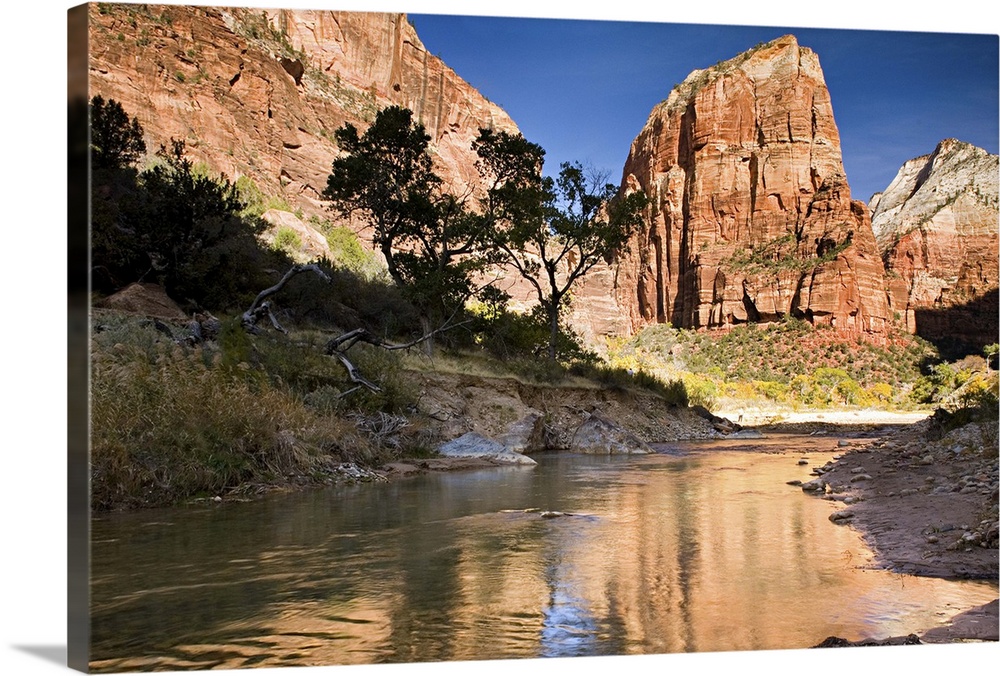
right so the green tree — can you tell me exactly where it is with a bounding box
[89,96,148,291]
[323,106,487,336]
[127,139,285,308]
[89,94,146,170]
[88,96,292,310]
[475,129,647,360]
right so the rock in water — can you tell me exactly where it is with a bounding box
[569,412,653,455]
[728,429,765,439]
[616,35,890,338]
[437,432,537,466]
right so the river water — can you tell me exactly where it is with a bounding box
[89,433,998,671]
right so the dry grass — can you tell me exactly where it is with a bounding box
[90,317,375,510]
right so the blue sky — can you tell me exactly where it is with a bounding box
[408,14,998,203]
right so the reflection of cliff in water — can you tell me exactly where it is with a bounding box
[89,444,999,671]
[913,288,999,359]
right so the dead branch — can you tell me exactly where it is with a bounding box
[328,348,383,393]
[241,263,469,397]
[241,263,331,333]
[324,320,470,355]
[323,318,469,394]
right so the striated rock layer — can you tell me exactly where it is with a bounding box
[86,4,519,221]
[869,139,999,352]
[617,35,891,338]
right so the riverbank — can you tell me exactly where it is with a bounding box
[798,414,998,643]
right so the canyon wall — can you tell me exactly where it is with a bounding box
[616,35,891,338]
[86,4,518,238]
[869,139,999,352]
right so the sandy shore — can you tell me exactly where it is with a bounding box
[797,415,998,643]
[714,405,933,427]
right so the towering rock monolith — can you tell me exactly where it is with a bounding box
[869,139,999,353]
[617,35,891,338]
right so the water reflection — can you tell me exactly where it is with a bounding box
[90,437,998,671]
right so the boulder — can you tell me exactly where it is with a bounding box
[496,412,546,454]
[801,479,827,493]
[437,432,537,466]
[829,510,855,522]
[569,412,652,455]
[96,283,187,320]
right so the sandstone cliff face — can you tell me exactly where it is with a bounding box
[86,4,518,222]
[617,35,890,338]
[869,139,999,350]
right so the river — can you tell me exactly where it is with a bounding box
[89,433,998,671]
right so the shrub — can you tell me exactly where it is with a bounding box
[956,371,999,412]
[342,344,418,414]
[868,382,894,403]
[273,225,302,253]
[753,380,789,402]
[91,132,295,311]
[833,378,871,406]
[235,175,294,217]
[318,221,383,277]
[267,257,420,336]
[681,373,715,409]
[465,303,596,364]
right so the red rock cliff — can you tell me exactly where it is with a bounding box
[86,4,518,220]
[869,139,999,351]
[617,35,891,338]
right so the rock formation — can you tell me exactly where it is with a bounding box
[869,139,999,352]
[616,35,891,338]
[86,4,518,222]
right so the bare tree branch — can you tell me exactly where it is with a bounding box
[240,262,468,398]
[324,317,470,355]
[321,315,470,395]
[328,349,383,393]
[241,263,331,333]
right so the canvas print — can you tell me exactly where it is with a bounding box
[68,1,999,672]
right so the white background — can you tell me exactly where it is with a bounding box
[3,1,998,675]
